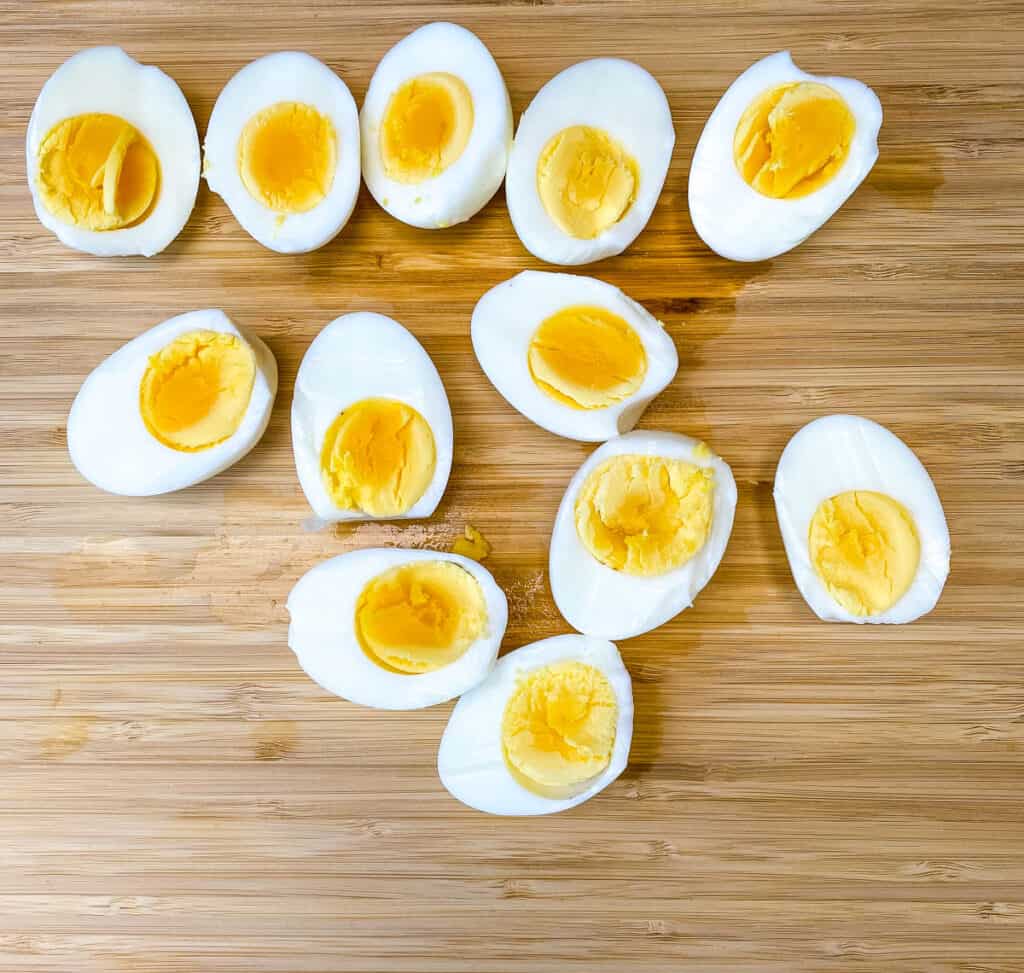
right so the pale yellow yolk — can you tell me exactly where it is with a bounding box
[502,661,617,798]
[808,490,920,616]
[320,398,435,517]
[734,82,855,199]
[355,560,488,674]
[139,331,256,452]
[36,113,159,230]
[537,125,638,239]
[237,101,336,213]
[575,454,714,576]
[451,524,491,562]
[528,305,647,410]
[380,73,474,184]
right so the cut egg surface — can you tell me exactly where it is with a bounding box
[360,22,512,228]
[471,271,678,441]
[550,431,737,640]
[26,46,200,256]
[506,58,675,265]
[291,312,453,524]
[437,634,633,815]
[68,309,278,496]
[689,51,882,262]
[774,414,950,624]
[204,51,361,253]
[288,548,508,710]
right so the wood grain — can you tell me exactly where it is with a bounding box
[1,1,1023,971]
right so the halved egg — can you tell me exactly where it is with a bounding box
[204,52,361,253]
[288,548,508,710]
[471,270,678,441]
[291,312,453,523]
[26,46,200,256]
[774,414,950,624]
[550,431,737,639]
[437,634,633,815]
[506,58,675,265]
[68,309,277,496]
[360,22,512,229]
[689,51,882,262]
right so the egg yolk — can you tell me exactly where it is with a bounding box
[320,398,436,517]
[502,661,617,798]
[576,454,714,576]
[734,82,855,199]
[237,102,336,213]
[451,524,491,562]
[139,330,256,452]
[536,125,638,239]
[355,560,488,674]
[528,305,647,410]
[808,490,920,616]
[379,73,474,184]
[36,113,160,231]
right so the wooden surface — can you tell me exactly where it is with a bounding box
[1,1,1022,970]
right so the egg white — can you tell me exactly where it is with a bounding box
[437,634,633,816]
[360,22,512,229]
[471,270,678,441]
[26,46,200,257]
[688,51,883,262]
[506,58,675,266]
[550,431,737,640]
[291,312,454,523]
[774,414,950,624]
[204,51,361,253]
[287,548,508,710]
[67,309,277,496]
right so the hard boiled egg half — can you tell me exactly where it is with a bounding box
[204,52,361,253]
[68,309,277,496]
[472,270,678,441]
[26,47,200,256]
[506,58,675,265]
[360,22,512,229]
[438,634,633,815]
[292,312,453,524]
[689,51,882,261]
[288,548,508,710]
[550,431,737,640]
[774,415,950,624]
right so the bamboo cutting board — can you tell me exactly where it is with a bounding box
[1,1,1022,970]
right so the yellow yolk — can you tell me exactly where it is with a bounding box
[451,524,491,562]
[502,661,617,798]
[36,113,159,230]
[808,490,920,616]
[237,101,336,213]
[734,82,855,199]
[355,560,488,674]
[320,398,436,517]
[380,73,474,184]
[537,125,638,239]
[576,454,715,576]
[528,305,647,410]
[139,330,256,452]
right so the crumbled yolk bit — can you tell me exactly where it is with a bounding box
[139,330,256,452]
[355,560,488,674]
[576,454,715,576]
[380,73,473,184]
[452,524,491,562]
[808,490,920,616]
[502,661,617,798]
[237,101,336,213]
[528,305,647,410]
[37,113,159,230]
[693,441,712,460]
[537,125,638,238]
[734,81,855,199]
[320,398,436,517]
